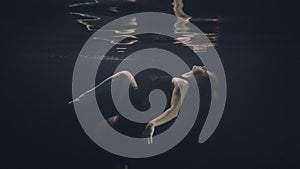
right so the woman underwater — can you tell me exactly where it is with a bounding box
[70,65,214,144]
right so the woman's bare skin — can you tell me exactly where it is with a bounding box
[70,65,210,144]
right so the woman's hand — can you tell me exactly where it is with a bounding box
[144,122,155,144]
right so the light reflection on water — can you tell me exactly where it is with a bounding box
[70,12,101,31]
[69,0,100,8]
[70,0,220,56]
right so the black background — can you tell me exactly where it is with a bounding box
[2,0,300,168]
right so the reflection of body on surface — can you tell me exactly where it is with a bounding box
[69,0,219,47]
[70,65,214,144]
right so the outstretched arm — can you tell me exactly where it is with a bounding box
[145,77,189,144]
[69,70,138,104]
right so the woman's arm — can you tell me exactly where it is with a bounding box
[145,77,189,144]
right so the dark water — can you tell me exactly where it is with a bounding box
[2,0,300,168]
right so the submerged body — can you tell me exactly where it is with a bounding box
[70,65,212,144]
